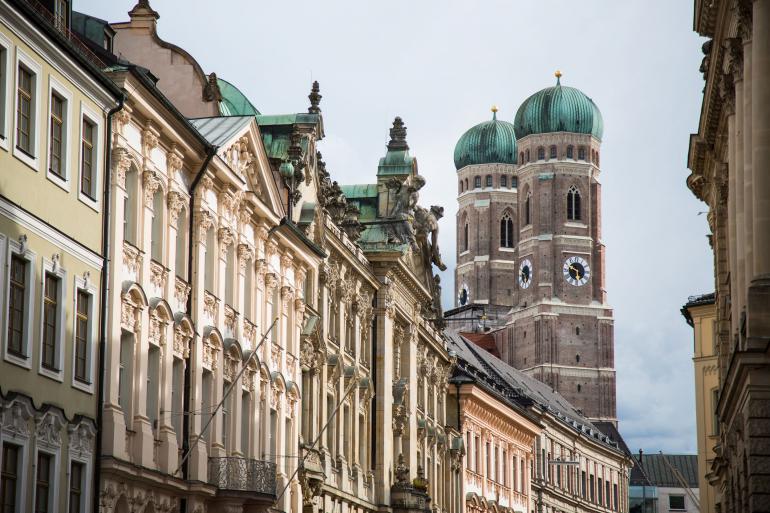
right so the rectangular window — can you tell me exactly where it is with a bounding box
[16,65,32,155]
[598,477,603,504]
[0,43,8,141]
[1,443,20,513]
[269,409,277,462]
[8,255,27,356]
[69,461,83,513]
[669,495,685,510]
[42,273,59,370]
[613,483,619,511]
[241,391,250,456]
[581,470,586,499]
[35,452,52,513]
[712,388,720,435]
[172,358,184,444]
[49,93,64,177]
[74,290,89,382]
[53,0,68,32]
[80,117,95,199]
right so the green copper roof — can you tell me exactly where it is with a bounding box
[453,110,517,170]
[378,117,415,177]
[514,76,603,140]
[218,78,260,117]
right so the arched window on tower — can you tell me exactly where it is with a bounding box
[474,176,481,189]
[567,186,582,221]
[485,175,493,188]
[525,149,530,162]
[524,192,532,226]
[500,213,514,248]
[463,222,469,252]
[519,151,524,163]
[549,145,557,159]
[578,147,586,161]
[537,147,545,160]
[465,178,469,190]
[459,181,463,193]
[500,175,507,188]
[566,145,574,159]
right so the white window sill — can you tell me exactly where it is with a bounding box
[39,366,64,382]
[72,378,94,394]
[13,146,39,172]
[499,247,516,252]
[4,351,32,370]
[0,135,8,152]
[459,250,470,257]
[46,170,70,192]
[78,191,100,213]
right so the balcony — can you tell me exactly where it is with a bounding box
[208,457,276,498]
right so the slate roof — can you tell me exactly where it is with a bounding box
[446,332,623,452]
[189,116,254,147]
[593,421,631,456]
[630,454,698,488]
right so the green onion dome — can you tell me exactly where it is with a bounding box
[514,72,603,141]
[453,107,518,170]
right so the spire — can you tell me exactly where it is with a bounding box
[491,105,498,120]
[308,81,322,114]
[387,117,409,151]
[555,69,562,85]
[129,0,159,19]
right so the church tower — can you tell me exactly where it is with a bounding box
[454,73,617,424]
[453,107,519,325]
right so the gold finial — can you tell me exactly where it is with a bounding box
[491,105,498,120]
[555,69,562,85]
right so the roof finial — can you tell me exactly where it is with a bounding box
[555,69,562,85]
[308,81,322,114]
[491,105,498,120]
[129,0,159,19]
[387,117,409,151]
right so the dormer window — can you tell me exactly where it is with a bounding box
[53,0,68,32]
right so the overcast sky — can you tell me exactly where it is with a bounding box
[77,0,712,454]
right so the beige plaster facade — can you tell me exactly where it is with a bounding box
[682,294,718,513]
[687,0,770,511]
[0,2,120,513]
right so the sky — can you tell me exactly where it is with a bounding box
[76,0,713,454]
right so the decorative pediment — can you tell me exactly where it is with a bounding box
[36,409,66,449]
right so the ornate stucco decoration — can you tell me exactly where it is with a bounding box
[1,397,33,439]
[265,273,279,294]
[112,147,132,189]
[121,292,142,333]
[35,410,65,449]
[174,276,191,307]
[173,325,192,359]
[255,259,267,288]
[113,106,131,135]
[142,170,162,208]
[142,124,159,159]
[223,350,238,383]
[68,419,96,460]
[122,242,142,275]
[281,286,294,310]
[203,291,219,321]
[217,227,235,258]
[238,243,254,270]
[167,145,184,175]
[196,210,215,242]
[243,319,257,348]
[202,335,219,371]
[225,136,254,177]
[218,188,242,224]
[149,260,168,291]
[148,309,166,347]
[224,305,236,336]
[167,191,187,227]
[270,344,281,370]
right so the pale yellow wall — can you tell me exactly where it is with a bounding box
[0,20,109,255]
[690,302,718,513]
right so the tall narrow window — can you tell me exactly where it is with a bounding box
[172,358,184,443]
[0,46,7,140]
[53,0,68,32]
[201,370,212,443]
[269,409,277,462]
[578,147,586,161]
[175,206,188,279]
[525,193,531,225]
[16,65,33,154]
[146,345,160,431]
[500,214,514,248]
[80,117,95,198]
[485,175,492,187]
[525,149,530,162]
[463,223,469,251]
[500,175,507,188]
[222,381,230,451]
[549,145,557,159]
[35,452,52,513]
[204,227,216,292]
[712,388,720,435]
[1,443,19,512]
[119,332,134,425]
[519,151,524,162]
[8,255,27,356]
[150,191,164,262]
[567,145,574,159]
[567,186,581,221]
[49,93,64,177]
[474,176,481,188]
[537,147,545,160]
[42,273,59,370]
[326,395,335,455]
[69,461,84,513]
[241,391,251,456]
[74,290,89,382]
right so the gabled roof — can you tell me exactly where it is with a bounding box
[630,454,698,488]
[189,116,254,147]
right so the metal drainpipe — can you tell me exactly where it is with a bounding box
[179,145,217,513]
[94,93,125,513]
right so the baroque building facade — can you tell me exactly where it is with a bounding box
[682,293,718,513]
[449,75,616,424]
[0,2,121,513]
[448,332,632,513]
[686,0,770,511]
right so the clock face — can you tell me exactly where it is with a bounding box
[563,256,590,286]
[518,259,533,289]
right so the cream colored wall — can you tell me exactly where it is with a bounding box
[691,302,718,513]
[0,21,109,255]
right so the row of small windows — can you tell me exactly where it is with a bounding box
[1,44,102,203]
[519,145,599,166]
[461,187,583,251]
[459,175,518,193]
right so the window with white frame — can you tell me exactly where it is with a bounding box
[146,344,160,432]
[14,49,41,168]
[39,258,66,379]
[46,77,72,187]
[68,460,85,513]
[1,442,22,513]
[118,331,134,426]
[171,357,184,445]
[72,274,96,391]
[78,104,101,208]
[0,33,12,146]
[4,236,36,367]
[34,451,54,513]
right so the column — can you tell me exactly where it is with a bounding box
[752,0,770,276]
[743,33,754,283]
[735,51,747,315]
[374,284,394,503]
[102,149,131,458]
[157,321,178,472]
[728,106,739,331]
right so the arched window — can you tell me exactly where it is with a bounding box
[566,145,574,159]
[500,175,507,188]
[500,214,514,248]
[525,149,530,162]
[596,151,600,166]
[524,192,532,226]
[537,147,545,160]
[567,186,581,221]
[465,178,469,190]
[150,189,164,262]
[519,151,524,163]
[511,176,518,188]
[463,223,469,251]
[124,168,139,245]
[459,181,463,193]
[578,147,586,161]
[485,175,493,187]
[175,205,188,279]
[549,145,557,159]
[474,176,481,188]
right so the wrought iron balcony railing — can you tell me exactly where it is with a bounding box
[208,457,277,497]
